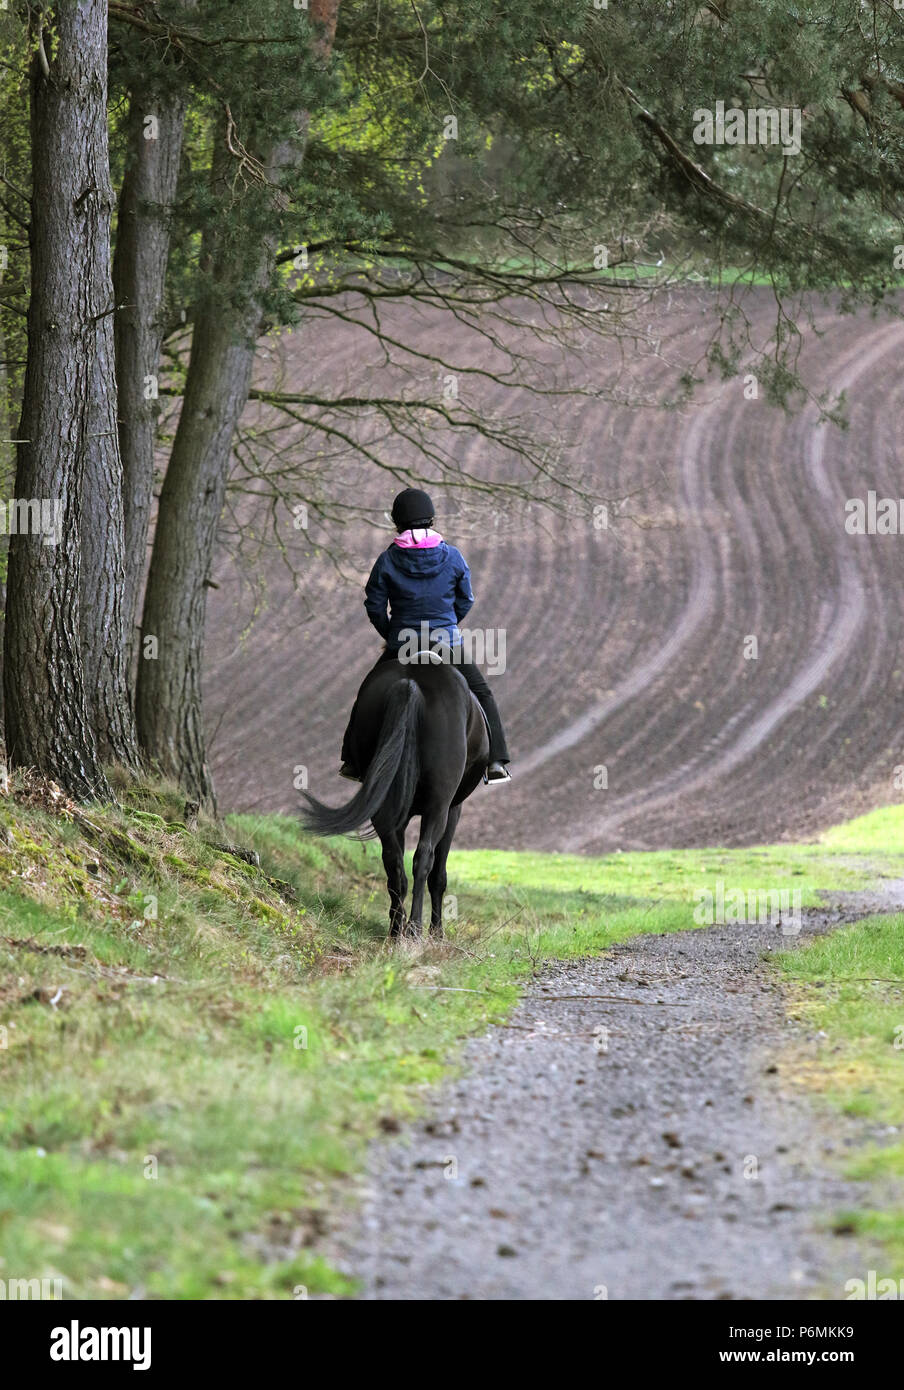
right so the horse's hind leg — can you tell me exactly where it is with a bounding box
[376,821,407,937]
[408,806,450,937]
[428,805,460,938]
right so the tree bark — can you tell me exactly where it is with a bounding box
[3,0,113,800]
[0,257,12,749]
[135,0,341,802]
[134,292,258,803]
[81,233,140,769]
[112,88,187,659]
[76,6,141,770]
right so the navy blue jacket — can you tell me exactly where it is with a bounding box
[364,541,475,649]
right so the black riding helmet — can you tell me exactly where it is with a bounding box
[391,487,435,531]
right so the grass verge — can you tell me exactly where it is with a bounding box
[774,809,904,1279]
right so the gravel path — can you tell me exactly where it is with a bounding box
[325,905,896,1300]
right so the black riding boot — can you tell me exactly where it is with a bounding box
[454,661,510,764]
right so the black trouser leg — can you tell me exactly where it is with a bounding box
[455,660,510,763]
[341,649,398,763]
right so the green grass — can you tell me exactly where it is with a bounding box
[1,780,903,1298]
[364,246,904,292]
[774,823,904,1277]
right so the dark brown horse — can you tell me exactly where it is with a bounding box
[301,655,489,936]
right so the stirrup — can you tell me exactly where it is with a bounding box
[484,761,512,784]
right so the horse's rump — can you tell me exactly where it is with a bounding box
[301,658,490,935]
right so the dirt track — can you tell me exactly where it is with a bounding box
[204,287,904,852]
[322,904,897,1300]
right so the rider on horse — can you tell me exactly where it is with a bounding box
[339,488,512,784]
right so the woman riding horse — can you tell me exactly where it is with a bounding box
[339,488,511,784]
[302,489,510,935]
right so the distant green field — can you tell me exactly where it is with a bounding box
[1,782,902,1298]
[355,248,904,293]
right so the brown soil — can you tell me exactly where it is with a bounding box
[204,286,904,852]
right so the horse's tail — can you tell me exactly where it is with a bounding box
[301,678,423,837]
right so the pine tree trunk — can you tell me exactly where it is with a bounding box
[78,6,140,770]
[0,262,12,749]
[136,0,340,802]
[81,240,140,769]
[113,89,187,657]
[135,297,257,803]
[3,1,113,801]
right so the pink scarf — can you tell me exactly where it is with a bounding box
[393,527,444,549]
